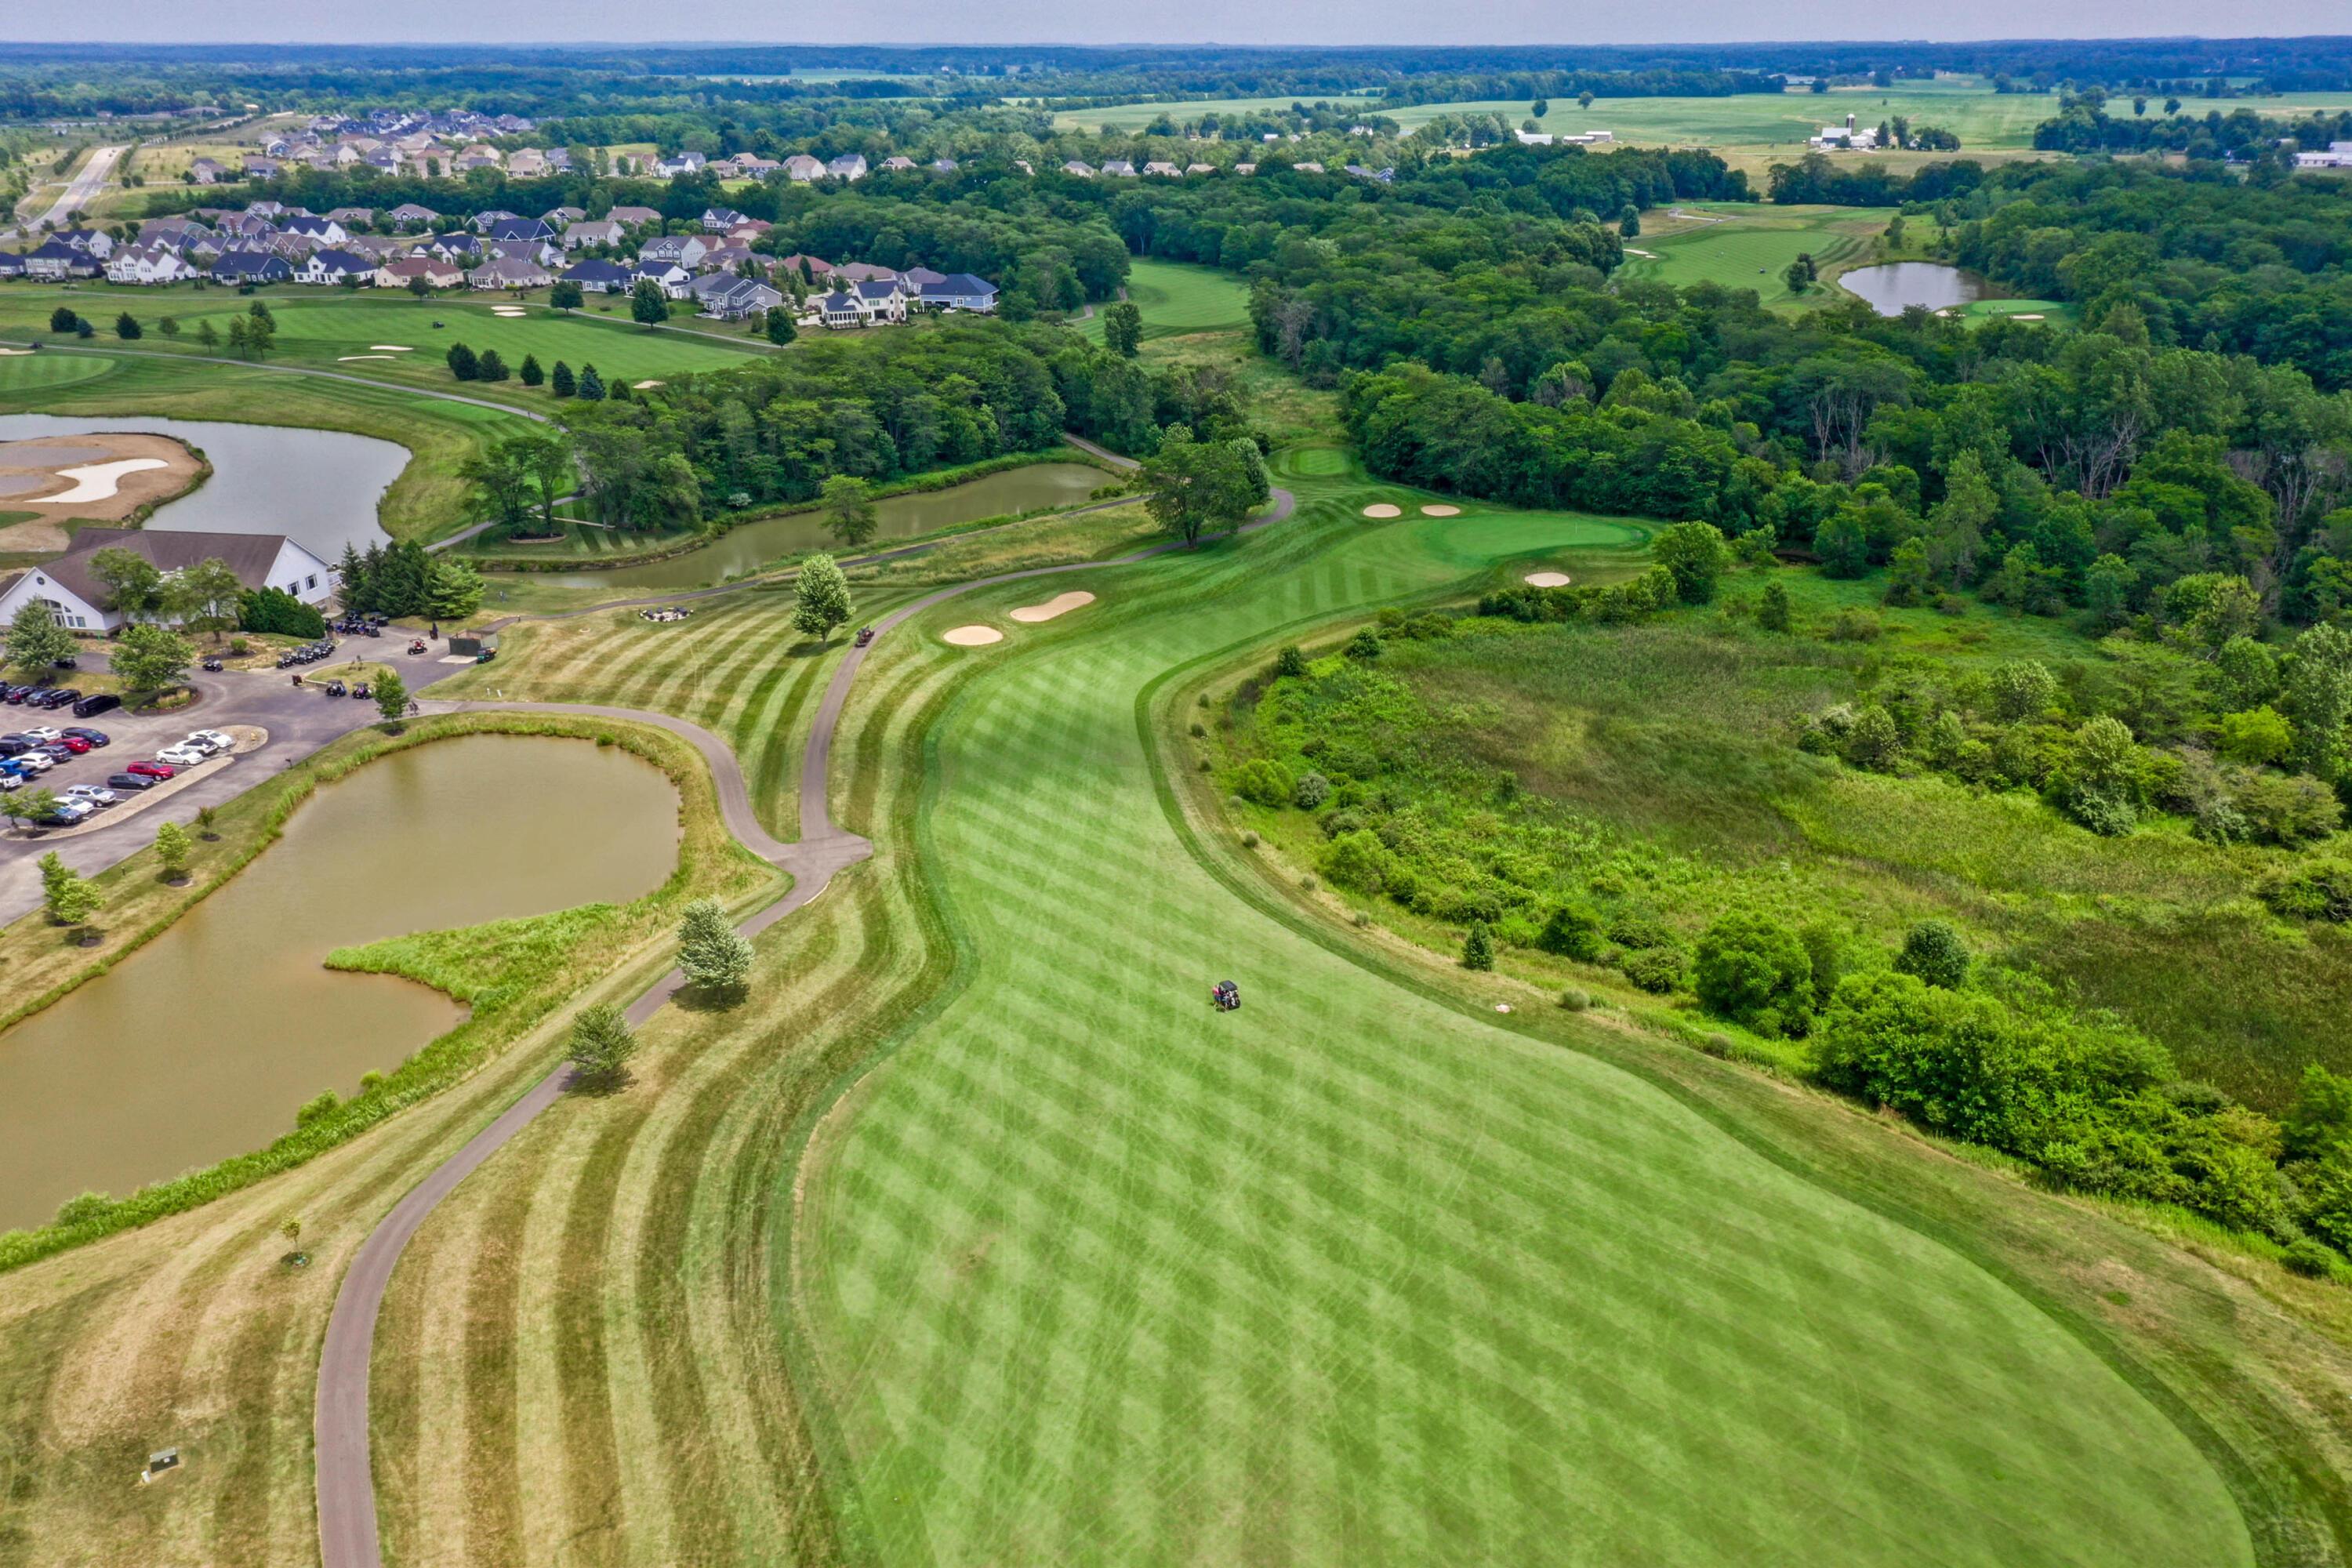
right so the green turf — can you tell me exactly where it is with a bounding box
[1619,205,1886,309]
[790,450,2253,1566]
[0,351,119,392]
[1051,92,1381,132]
[1078,258,1254,345]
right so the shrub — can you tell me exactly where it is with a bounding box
[1893,920,1970,989]
[1344,627,1384,661]
[1620,946,1685,993]
[1559,988,1590,1011]
[53,1192,111,1227]
[1535,902,1604,960]
[2284,1238,2338,1279]
[1275,644,1307,678]
[1320,829,1394,892]
[2262,859,2352,924]
[1293,771,1331,810]
[1651,521,1730,604]
[1234,758,1292,807]
[1461,920,1495,971]
[239,586,328,639]
[2219,706,2295,766]
[1240,830,1260,848]
[1609,913,1675,950]
[296,1090,341,1127]
[1692,911,1813,1035]
[1989,660,2060,722]
[1842,705,1903,771]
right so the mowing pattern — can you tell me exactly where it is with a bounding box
[1621,209,1879,309]
[792,462,2252,1566]
[1079,259,1254,345]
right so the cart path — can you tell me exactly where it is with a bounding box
[313,482,1294,1568]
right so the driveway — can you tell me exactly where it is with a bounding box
[0,635,458,922]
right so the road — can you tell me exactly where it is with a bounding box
[6,144,124,242]
[312,483,1295,1568]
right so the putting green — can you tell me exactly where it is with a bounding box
[793,460,2251,1565]
[0,354,117,394]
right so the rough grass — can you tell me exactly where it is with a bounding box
[1619,202,1888,308]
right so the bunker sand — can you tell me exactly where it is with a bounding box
[1009,590,1096,623]
[942,625,1004,646]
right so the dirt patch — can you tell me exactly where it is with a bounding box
[1008,590,1095,623]
[941,624,1004,647]
[1361,503,1401,518]
[1421,504,1461,517]
[0,433,205,529]
[1524,571,1572,587]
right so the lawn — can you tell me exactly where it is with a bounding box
[785,451,2257,1566]
[1619,202,1889,307]
[1076,257,1252,345]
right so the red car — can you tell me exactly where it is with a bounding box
[52,735,90,754]
[125,760,174,779]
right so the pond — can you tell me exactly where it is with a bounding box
[0,732,680,1231]
[0,412,408,561]
[1838,263,1994,317]
[528,462,1113,592]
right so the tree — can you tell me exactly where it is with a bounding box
[1758,579,1793,632]
[196,804,219,840]
[38,851,97,933]
[518,353,544,387]
[630,277,671,328]
[167,557,245,641]
[406,274,432,302]
[677,897,753,993]
[242,310,274,358]
[764,307,797,345]
[567,1001,637,1087]
[154,820,192,883]
[2286,1065,2352,1161]
[549,279,584,311]
[156,316,180,339]
[1651,521,1729,604]
[1693,911,1813,1035]
[48,305,79,334]
[1461,920,1495,971]
[550,359,576,397]
[196,318,219,350]
[5,599,74,676]
[507,432,573,532]
[114,311,141,340]
[575,363,606,401]
[822,474,878,550]
[476,348,510,383]
[793,554,854,644]
[89,546,164,620]
[1988,659,2059,721]
[1138,426,1265,546]
[1618,206,1640,239]
[239,586,326,638]
[1815,510,1870,577]
[425,557,485,621]
[111,622,193,692]
[461,440,533,532]
[1536,902,1604,960]
[445,341,479,381]
[1893,920,1970,989]
[373,668,408,725]
[1102,300,1143,358]
[1784,254,1817,294]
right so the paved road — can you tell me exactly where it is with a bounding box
[6,144,123,242]
[312,482,1296,1568]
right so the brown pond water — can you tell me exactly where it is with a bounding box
[529,462,1113,592]
[0,733,681,1231]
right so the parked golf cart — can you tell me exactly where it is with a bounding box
[1211,980,1241,1011]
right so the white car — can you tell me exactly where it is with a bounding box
[12,751,54,773]
[187,730,234,753]
[156,744,209,768]
[21,726,60,743]
[62,784,116,807]
[0,774,19,793]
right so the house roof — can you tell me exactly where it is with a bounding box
[213,250,291,275]
[38,528,317,611]
[853,278,901,300]
[922,274,998,299]
[308,249,374,272]
[606,205,662,225]
[564,259,634,282]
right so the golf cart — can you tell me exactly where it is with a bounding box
[1211,980,1241,1012]
[854,626,875,648]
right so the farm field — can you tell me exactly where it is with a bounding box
[0,285,768,397]
[1620,202,1889,308]
[1050,90,1381,131]
[0,347,535,541]
[1076,256,1252,345]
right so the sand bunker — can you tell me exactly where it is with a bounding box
[39,459,169,505]
[0,433,201,530]
[634,379,663,390]
[2013,313,2046,321]
[337,354,395,361]
[1421,504,1461,517]
[0,347,31,357]
[1524,571,1573,587]
[369,344,415,351]
[942,625,1004,647]
[1009,590,1095,623]
[1362,503,1402,518]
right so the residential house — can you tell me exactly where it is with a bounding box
[900,266,946,288]
[467,256,552,290]
[187,157,227,184]
[470,209,522,232]
[2293,140,2352,169]
[561,258,636,293]
[652,151,706,177]
[1062,160,1096,176]
[138,216,212,248]
[53,229,114,258]
[881,155,916,171]
[423,231,484,263]
[0,528,336,633]
[1343,165,1396,183]
[387,202,441,230]
[23,241,100,281]
[241,155,281,179]
[376,254,464,290]
[931,158,961,173]
[561,219,625,251]
[700,207,747,232]
[779,154,828,182]
[362,148,405,174]
[540,205,586,226]
[1143,161,1181,176]
[504,148,550,179]
[731,154,780,178]
[605,205,662,228]
[0,253,26,280]
[210,250,293,285]
[325,206,376,228]
[690,273,784,320]
[630,261,695,299]
[297,248,379,285]
[452,147,503,173]
[774,253,834,283]
[917,273,999,313]
[826,153,869,181]
[724,219,773,243]
[103,243,200,285]
[484,216,557,245]
[818,278,908,327]
[1294,162,1326,172]
[699,243,757,274]
[831,261,898,285]
[486,238,564,269]
[280,214,349,244]
[637,234,709,270]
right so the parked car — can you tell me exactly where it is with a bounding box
[156,743,209,768]
[187,729,234,753]
[0,685,33,705]
[61,727,110,746]
[21,727,60,743]
[0,774,19,793]
[48,735,91,754]
[71,693,119,719]
[0,737,28,757]
[124,760,174,780]
[30,689,78,710]
[107,771,158,791]
[8,751,54,773]
[62,784,116,808]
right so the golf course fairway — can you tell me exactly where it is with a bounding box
[789,452,2252,1566]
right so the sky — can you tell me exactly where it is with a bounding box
[4,0,2348,45]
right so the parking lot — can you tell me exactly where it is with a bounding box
[0,637,462,922]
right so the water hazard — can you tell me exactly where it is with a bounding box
[1838,262,1994,317]
[0,733,680,1230]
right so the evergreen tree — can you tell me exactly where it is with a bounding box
[764,307,796,344]
[114,311,142,339]
[677,898,753,993]
[550,359,575,397]
[5,599,75,675]
[425,556,485,621]
[630,276,670,328]
[48,305,78,333]
[793,554,854,644]
[518,353,544,387]
[1461,920,1495,971]
[1759,579,1793,632]
[575,362,605,401]
[334,541,368,610]
[568,1003,637,1084]
[445,341,479,380]
[476,348,509,383]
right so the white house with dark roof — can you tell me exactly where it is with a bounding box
[630,261,694,299]
[826,153,869,181]
[24,241,100,280]
[104,243,200,285]
[691,274,785,321]
[561,258,636,293]
[297,248,379,285]
[918,273,1000,313]
[0,528,336,633]
[780,154,828,182]
[562,219,624,250]
[637,234,709,270]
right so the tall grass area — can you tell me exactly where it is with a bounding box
[1216,564,2350,1111]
